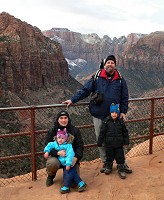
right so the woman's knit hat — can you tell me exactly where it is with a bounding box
[104,55,116,65]
[110,103,120,115]
[57,128,68,141]
[56,110,70,121]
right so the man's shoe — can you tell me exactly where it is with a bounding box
[104,168,112,175]
[46,175,55,187]
[100,162,106,173]
[124,164,132,174]
[104,163,113,175]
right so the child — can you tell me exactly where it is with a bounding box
[97,103,130,179]
[44,128,87,193]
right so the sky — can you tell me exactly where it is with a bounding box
[0,0,164,38]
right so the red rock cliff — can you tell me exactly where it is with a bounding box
[0,12,69,97]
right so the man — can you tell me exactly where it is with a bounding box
[62,55,132,174]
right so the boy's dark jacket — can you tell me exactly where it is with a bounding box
[45,122,84,162]
[97,116,129,147]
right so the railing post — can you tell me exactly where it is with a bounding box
[149,98,155,154]
[30,106,37,181]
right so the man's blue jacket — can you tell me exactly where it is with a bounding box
[71,69,129,120]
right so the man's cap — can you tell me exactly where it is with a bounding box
[105,55,116,65]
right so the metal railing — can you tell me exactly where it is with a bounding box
[0,97,164,186]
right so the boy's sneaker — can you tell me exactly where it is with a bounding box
[46,175,55,187]
[124,164,133,174]
[118,164,126,179]
[78,181,87,192]
[118,171,126,179]
[104,167,112,174]
[60,186,70,194]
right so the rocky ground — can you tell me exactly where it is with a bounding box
[0,149,164,200]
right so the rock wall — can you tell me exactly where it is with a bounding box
[43,28,164,74]
[0,12,69,97]
[43,28,164,97]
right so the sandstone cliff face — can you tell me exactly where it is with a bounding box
[123,32,164,70]
[43,29,104,75]
[0,12,163,103]
[43,28,164,73]
[43,28,164,97]
[43,28,148,73]
[0,12,69,98]
[120,32,164,94]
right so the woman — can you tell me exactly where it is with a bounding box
[44,128,87,193]
[44,110,84,187]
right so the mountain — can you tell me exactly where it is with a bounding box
[0,12,163,108]
[0,12,88,149]
[0,12,82,107]
[43,28,164,97]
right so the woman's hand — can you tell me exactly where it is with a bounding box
[57,150,66,157]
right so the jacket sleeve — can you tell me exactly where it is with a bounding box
[122,123,129,145]
[44,142,54,153]
[65,144,75,166]
[44,127,58,157]
[72,127,84,161]
[120,77,129,114]
[71,77,94,104]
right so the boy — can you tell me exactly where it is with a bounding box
[97,103,130,179]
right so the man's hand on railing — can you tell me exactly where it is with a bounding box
[61,100,73,107]
[120,113,127,122]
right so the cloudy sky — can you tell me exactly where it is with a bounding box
[0,0,163,38]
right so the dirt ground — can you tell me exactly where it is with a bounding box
[0,149,164,200]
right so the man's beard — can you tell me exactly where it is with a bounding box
[104,66,114,74]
